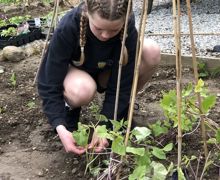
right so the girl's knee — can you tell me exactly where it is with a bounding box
[63,69,97,107]
[142,39,161,66]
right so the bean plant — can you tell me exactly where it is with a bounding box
[72,78,218,179]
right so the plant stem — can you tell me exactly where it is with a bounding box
[186,0,208,159]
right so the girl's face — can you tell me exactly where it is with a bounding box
[87,12,124,42]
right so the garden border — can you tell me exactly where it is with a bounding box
[160,53,220,70]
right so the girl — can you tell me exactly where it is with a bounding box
[37,0,160,155]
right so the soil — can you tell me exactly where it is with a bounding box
[0,1,220,180]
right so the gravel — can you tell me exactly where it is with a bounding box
[133,0,220,57]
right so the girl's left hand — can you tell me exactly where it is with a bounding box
[88,132,109,152]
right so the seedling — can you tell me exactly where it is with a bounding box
[27,101,36,109]
[0,27,17,37]
[9,73,16,88]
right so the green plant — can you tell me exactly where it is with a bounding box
[198,62,209,78]
[72,104,174,180]
[0,19,7,28]
[210,66,220,78]
[27,101,36,109]
[0,27,17,37]
[8,15,31,25]
[9,72,16,87]
[160,79,216,132]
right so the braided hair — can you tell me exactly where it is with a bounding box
[74,0,131,66]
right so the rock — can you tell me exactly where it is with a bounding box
[213,45,220,52]
[3,46,26,62]
[24,44,36,57]
[0,66,4,74]
[0,51,6,61]
[71,168,77,174]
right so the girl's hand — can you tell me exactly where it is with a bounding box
[56,125,86,155]
[88,132,109,152]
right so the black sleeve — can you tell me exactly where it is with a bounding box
[37,11,79,129]
[100,14,138,127]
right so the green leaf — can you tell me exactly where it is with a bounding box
[112,136,126,155]
[95,125,114,140]
[126,147,145,156]
[129,165,147,180]
[152,147,166,160]
[110,119,123,132]
[207,138,217,144]
[194,79,204,93]
[132,127,151,141]
[151,161,168,180]
[201,95,216,114]
[163,143,173,152]
[27,101,36,109]
[72,123,89,147]
[150,121,168,137]
[216,129,220,143]
[177,167,186,180]
[182,83,193,97]
[136,151,151,167]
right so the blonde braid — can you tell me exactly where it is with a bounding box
[73,12,88,66]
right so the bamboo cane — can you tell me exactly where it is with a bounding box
[112,0,132,178]
[172,0,183,168]
[124,0,148,148]
[116,0,148,179]
[113,0,132,121]
[185,0,208,158]
[33,0,60,85]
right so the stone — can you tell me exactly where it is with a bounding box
[0,51,6,62]
[0,66,4,74]
[213,45,220,52]
[3,46,26,62]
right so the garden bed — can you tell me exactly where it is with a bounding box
[0,54,219,179]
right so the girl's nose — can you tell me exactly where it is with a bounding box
[101,31,111,39]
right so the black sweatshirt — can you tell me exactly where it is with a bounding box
[37,4,138,129]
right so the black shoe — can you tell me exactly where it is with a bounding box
[65,107,81,132]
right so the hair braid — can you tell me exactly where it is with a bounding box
[73,12,88,66]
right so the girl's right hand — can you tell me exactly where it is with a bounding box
[56,125,86,155]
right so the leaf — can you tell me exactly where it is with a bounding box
[129,165,147,180]
[72,123,89,147]
[95,125,114,140]
[136,151,151,167]
[151,161,168,180]
[177,167,186,180]
[132,127,151,141]
[126,147,145,156]
[182,83,193,97]
[110,119,123,132]
[201,95,216,114]
[150,121,168,137]
[163,143,173,152]
[194,79,204,93]
[152,147,166,160]
[112,136,126,155]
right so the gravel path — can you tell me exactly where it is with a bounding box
[133,0,220,57]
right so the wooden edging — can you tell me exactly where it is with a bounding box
[160,53,220,70]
